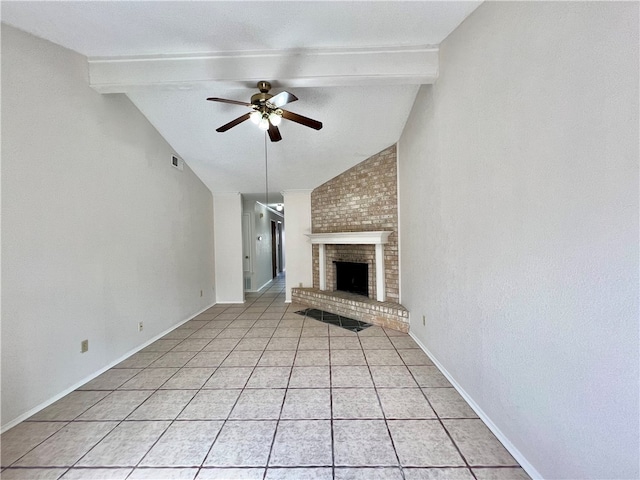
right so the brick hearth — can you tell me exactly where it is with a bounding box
[292,287,409,333]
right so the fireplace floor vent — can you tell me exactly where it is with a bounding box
[295,308,372,333]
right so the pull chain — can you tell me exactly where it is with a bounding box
[264,132,268,207]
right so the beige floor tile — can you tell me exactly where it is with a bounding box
[130,467,198,479]
[196,468,264,479]
[127,390,196,420]
[388,419,465,467]
[220,351,262,367]
[258,350,296,367]
[397,349,433,365]
[403,467,475,479]
[293,350,329,366]
[202,367,253,389]
[149,352,197,368]
[229,389,285,419]
[246,367,291,388]
[357,326,388,337]
[329,337,362,350]
[266,467,332,479]
[160,367,216,389]
[203,420,277,467]
[364,349,403,365]
[408,366,452,387]
[472,467,532,479]
[443,420,518,467]
[331,366,374,388]
[118,368,179,390]
[332,388,383,419]
[171,338,213,352]
[334,467,403,479]
[423,388,478,418]
[202,338,240,352]
[330,349,367,366]
[328,325,358,337]
[76,421,170,467]
[235,338,269,351]
[0,468,68,479]
[297,337,329,350]
[141,339,182,352]
[300,326,329,337]
[188,328,223,339]
[269,420,332,466]
[60,468,132,479]
[115,352,164,368]
[280,389,331,419]
[271,327,302,338]
[389,336,419,349]
[28,391,109,421]
[77,369,141,390]
[244,327,276,338]
[1,422,68,466]
[370,365,418,387]
[216,328,250,339]
[266,337,300,351]
[16,422,117,467]
[185,352,229,368]
[140,421,223,467]
[288,366,330,388]
[178,389,242,420]
[78,391,153,420]
[377,388,436,419]
[359,337,394,350]
[333,420,398,466]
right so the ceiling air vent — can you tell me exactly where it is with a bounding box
[171,155,184,171]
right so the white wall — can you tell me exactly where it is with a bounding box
[1,25,216,428]
[398,3,639,479]
[282,190,313,302]
[213,192,244,303]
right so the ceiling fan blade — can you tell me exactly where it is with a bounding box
[281,110,323,130]
[268,123,282,142]
[268,91,298,108]
[207,97,253,107]
[216,113,251,132]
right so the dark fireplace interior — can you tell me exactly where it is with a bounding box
[334,261,369,297]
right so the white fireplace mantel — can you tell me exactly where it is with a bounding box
[305,231,392,301]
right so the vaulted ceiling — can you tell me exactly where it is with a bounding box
[1,1,481,201]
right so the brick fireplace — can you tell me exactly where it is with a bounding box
[292,144,409,332]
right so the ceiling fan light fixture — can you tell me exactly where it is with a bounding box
[269,110,282,126]
[258,116,270,131]
[250,110,261,124]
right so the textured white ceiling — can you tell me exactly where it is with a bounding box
[1,1,482,196]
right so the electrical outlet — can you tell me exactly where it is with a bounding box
[422,315,426,326]
[81,339,89,353]
[138,321,144,332]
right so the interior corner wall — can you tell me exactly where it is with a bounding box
[213,192,244,303]
[282,190,313,302]
[1,25,216,428]
[398,3,639,479]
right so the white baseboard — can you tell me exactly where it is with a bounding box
[1,302,216,433]
[409,332,543,480]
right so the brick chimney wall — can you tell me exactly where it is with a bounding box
[311,144,399,303]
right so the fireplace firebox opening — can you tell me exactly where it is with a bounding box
[334,261,369,297]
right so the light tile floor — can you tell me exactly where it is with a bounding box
[1,275,531,480]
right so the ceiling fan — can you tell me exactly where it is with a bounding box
[207,81,323,142]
